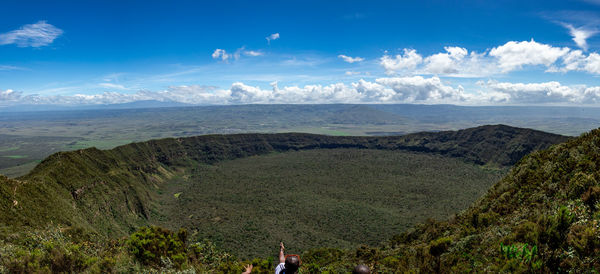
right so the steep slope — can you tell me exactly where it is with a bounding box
[314,128,600,272]
[397,124,570,166]
[0,125,567,240]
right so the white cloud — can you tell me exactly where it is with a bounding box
[6,78,600,107]
[380,40,600,76]
[554,50,600,74]
[563,24,597,51]
[214,47,263,61]
[2,77,472,106]
[99,83,129,90]
[338,54,365,63]
[423,47,468,74]
[489,39,570,72]
[0,21,63,47]
[376,76,467,103]
[0,89,23,101]
[244,50,263,57]
[584,52,600,74]
[345,71,361,76]
[266,33,280,44]
[380,49,423,75]
[211,49,230,61]
[480,80,600,104]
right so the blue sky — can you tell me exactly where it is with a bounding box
[2,0,600,106]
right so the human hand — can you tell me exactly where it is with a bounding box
[242,264,253,274]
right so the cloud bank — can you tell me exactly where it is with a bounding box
[4,77,600,107]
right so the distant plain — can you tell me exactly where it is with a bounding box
[1,104,597,177]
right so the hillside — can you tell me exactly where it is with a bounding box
[302,128,600,272]
[0,125,571,272]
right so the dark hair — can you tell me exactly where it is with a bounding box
[284,255,300,273]
[352,264,371,274]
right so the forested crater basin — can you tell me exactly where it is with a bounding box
[158,148,506,257]
[0,125,569,259]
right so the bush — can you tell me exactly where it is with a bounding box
[582,186,600,211]
[538,206,574,248]
[429,237,452,257]
[302,247,345,267]
[127,226,188,268]
[567,224,600,256]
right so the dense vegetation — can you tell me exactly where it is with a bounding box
[0,125,573,272]
[158,149,504,258]
[293,127,600,272]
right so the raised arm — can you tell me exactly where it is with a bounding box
[242,264,253,274]
[279,242,285,263]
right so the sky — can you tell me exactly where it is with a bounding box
[2,0,600,106]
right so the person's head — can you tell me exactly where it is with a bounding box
[284,255,301,273]
[352,264,371,274]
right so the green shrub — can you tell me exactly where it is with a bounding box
[429,237,452,257]
[127,226,188,269]
[302,247,345,267]
[582,186,600,211]
[538,206,575,248]
[512,221,539,244]
[567,224,600,256]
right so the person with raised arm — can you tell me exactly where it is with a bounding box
[275,242,300,274]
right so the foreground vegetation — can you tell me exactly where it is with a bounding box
[0,125,579,272]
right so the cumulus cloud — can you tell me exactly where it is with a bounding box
[380,39,600,76]
[563,24,597,51]
[211,49,230,61]
[489,39,570,72]
[0,21,63,47]
[266,33,280,44]
[480,80,600,104]
[376,76,467,102]
[419,46,494,77]
[338,54,365,63]
[380,49,423,75]
[553,50,600,74]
